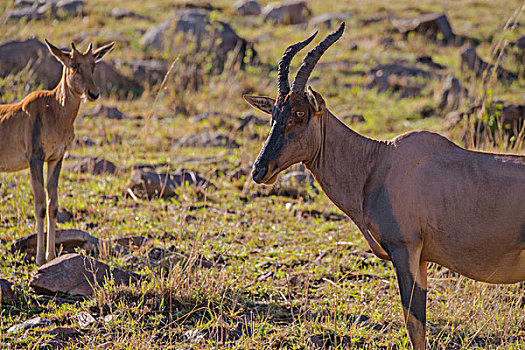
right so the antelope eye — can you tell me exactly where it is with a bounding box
[287,119,293,126]
[71,63,78,70]
[296,111,305,117]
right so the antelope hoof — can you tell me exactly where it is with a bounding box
[36,255,46,266]
[46,251,56,263]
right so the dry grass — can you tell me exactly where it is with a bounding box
[0,0,524,349]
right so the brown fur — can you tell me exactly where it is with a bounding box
[0,40,114,265]
[245,89,525,349]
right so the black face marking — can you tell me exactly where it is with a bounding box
[253,100,291,173]
[365,185,426,324]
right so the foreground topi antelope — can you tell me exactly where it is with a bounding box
[244,23,525,349]
[0,40,114,266]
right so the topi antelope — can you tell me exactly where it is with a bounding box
[0,40,114,266]
[244,23,525,349]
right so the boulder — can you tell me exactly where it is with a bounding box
[234,0,261,16]
[263,1,312,25]
[140,10,258,73]
[174,131,240,148]
[127,169,215,199]
[11,229,99,259]
[392,13,455,44]
[30,253,139,297]
[83,104,124,120]
[110,8,147,20]
[0,39,61,90]
[364,63,430,98]
[273,171,318,197]
[309,12,352,28]
[0,279,15,303]
[6,0,84,21]
[65,157,120,175]
[437,75,467,113]
[119,59,169,87]
[460,46,517,85]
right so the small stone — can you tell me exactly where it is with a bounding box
[8,317,52,334]
[75,311,96,329]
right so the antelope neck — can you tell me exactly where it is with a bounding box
[305,109,388,219]
[53,67,81,125]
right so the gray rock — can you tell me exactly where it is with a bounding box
[127,169,215,199]
[66,157,120,175]
[57,208,73,223]
[0,279,15,303]
[110,7,146,20]
[74,311,96,328]
[174,131,240,148]
[11,229,99,259]
[119,59,169,87]
[263,1,312,25]
[83,104,124,120]
[273,170,318,197]
[140,10,257,73]
[0,39,61,90]
[365,63,430,98]
[6,0,83,20]
[460,46,517,85]
[309,12,352,28]
[8,317,52,334]
[30,253,139,297]
[437,75,467,113]
[234,0,261,16]
[392,13,455,44]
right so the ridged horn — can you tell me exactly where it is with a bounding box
[291,22,345,92]
[277,31,318,95]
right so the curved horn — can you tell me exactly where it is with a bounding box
[292,22,345,92]
[278,31,318,96]
[71,42,78,53]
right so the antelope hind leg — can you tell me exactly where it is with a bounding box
[45,158,62,262]
[29,157,46,266]
[390,247,428,350]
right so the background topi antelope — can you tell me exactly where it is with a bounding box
[244,23,525,350]
[0,40,114,266]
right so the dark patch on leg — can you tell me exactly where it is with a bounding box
[38,208,46,219]
[364,184,426,324]
[520,221,525,244]
[31,113,45,159]
[391,249,427,325]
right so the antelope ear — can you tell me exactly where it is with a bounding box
[306,86,325,115]
[93,42,115,63]
[45,39,70,65]
[242,95,275,115]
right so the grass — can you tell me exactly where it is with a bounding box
[0,0,524,348]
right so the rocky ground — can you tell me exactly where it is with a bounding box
[0,0,524,349]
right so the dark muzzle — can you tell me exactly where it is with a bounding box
[251,164,268,183]
[88,90,100,100]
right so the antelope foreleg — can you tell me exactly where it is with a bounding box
[390,248,428,350]
[29,157,46,266]
[45,158,62,262]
